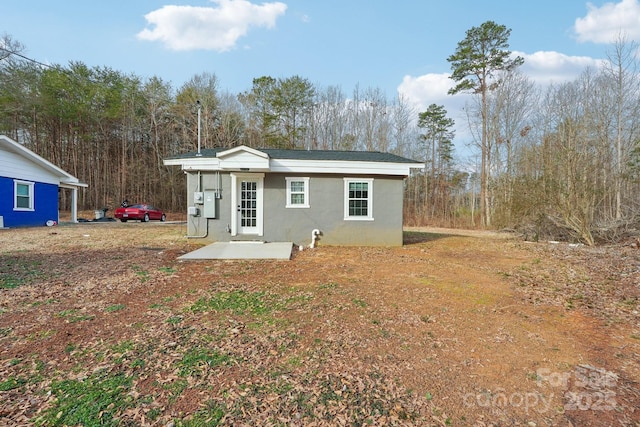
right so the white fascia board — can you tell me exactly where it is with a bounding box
[60,180,88,188]
[164,156,425,175]
[164,157,222,171]
[269,159,424,176]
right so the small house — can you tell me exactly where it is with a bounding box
[164,146,423,246]
[0,135,87,228]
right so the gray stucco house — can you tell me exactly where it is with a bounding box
[164,145,423,246]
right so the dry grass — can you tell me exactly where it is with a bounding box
[0,223,638,426]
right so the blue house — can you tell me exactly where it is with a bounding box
[0,135,86,228]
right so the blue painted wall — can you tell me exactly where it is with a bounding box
[0,176,59,227]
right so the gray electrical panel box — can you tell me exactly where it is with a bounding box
[203,190,217,218]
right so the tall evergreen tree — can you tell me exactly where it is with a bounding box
[417,104,455,220]
[447,20,523,226]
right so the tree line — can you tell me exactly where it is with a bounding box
[450,23,640,244]
[0,35,437,216]
[2,27,639,244]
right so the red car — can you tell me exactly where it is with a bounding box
[114,204,166,222]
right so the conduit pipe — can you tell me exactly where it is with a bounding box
[186,171,208,238]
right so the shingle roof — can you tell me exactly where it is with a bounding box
[166,147,420,164]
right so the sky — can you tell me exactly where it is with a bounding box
[3,0,640,156]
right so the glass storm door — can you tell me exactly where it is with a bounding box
[231,173,263,237]
[238,179,259,234]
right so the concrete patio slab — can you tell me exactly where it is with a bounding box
[178,241,293,260]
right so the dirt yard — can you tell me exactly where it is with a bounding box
[0,222,638,426]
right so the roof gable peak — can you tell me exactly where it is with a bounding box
[217,145,268,159]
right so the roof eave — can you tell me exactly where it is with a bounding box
[165,156,424,176]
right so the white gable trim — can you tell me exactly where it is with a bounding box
[217,145,268,159]
[216,145,270,171]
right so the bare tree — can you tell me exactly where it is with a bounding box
[602,34,640,221]
[486,70,538,226]
[0,33,25,63]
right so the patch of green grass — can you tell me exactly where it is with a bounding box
[180,401,225,426]
[56,309,95,323]
[132,265,150,282]
[287,356,302,367]
[146,407,162,421]
[0,274,23,289]
[0,327,11,337]
[131,358,145,369]
[318,282,339,290]
[105,304,126,313]
[36,369,134,427]
[158,266,176,274]
[166,315,183,325]
[190,290,276,316]
[161,378,189,403]
[0,376,26,391]
[27,329,55,341]
[352,298,367,308]
[284,292,313,308]
[110,340,135,353]
[179,347,232,377]
[0,258,46,289]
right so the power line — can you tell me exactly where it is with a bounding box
[0,48,102,86]
[0,47,55,69]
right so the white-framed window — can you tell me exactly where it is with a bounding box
[344,178,373,221]
[285,177,310,208]
[14,180,34,211]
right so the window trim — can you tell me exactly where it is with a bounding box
[343,178,374,221]
[285,177,310,208]
[14,180,35,211]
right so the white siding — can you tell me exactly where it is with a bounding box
[0,148,60,185]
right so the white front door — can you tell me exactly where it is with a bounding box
[231,173,264,236]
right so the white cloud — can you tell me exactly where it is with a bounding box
[396,51,605,154]
[574,0,640,43]
[397,73,468,114]
[398,51,603,114]
[137,0,287,51]
[397,73,473,147]
[515,50,604,84]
